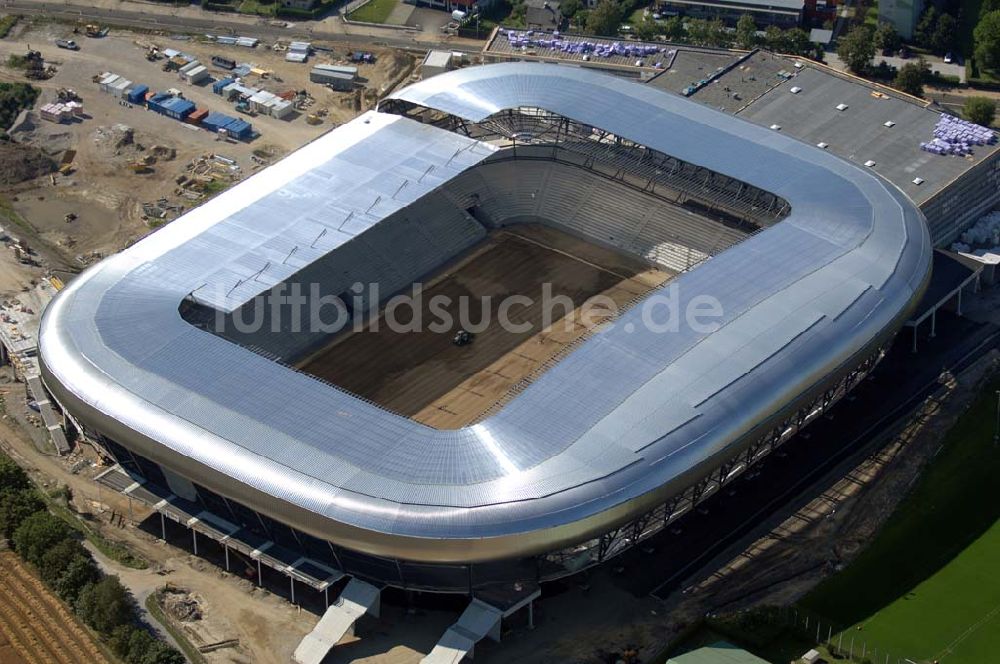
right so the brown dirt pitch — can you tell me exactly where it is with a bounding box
[298,224,673,429]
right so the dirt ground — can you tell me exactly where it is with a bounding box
[0,551,113,664]
[0,19,414,265]
[299,224,671,428]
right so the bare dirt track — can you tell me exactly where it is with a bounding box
[0,552,112,664]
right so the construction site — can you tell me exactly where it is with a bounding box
[1,7,1000,664]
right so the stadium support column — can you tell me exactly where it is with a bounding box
[160,512,166,541]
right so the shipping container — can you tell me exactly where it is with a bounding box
[186,108,208,125]
[126,84,148,104]
[211,55,237,70]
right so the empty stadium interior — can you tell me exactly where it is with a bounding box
[184,111,790,429]
[297,223,670,429]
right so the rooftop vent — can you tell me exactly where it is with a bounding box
[817,142,829,149]
[884,120,895,127]
[836,103,849,111]
[864,160,876,167]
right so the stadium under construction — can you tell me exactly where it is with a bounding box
[37,63,939,660]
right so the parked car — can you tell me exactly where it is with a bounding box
[55,39,79,50]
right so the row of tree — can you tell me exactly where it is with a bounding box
[0,454,184,664]
[563,2,817,56]
[975,9,1000,73]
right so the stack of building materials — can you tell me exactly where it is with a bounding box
[65,101,84,117]
[97,72,119,92]
[310,64,357,91]
[147,93,196,120]
[40,102,73,123]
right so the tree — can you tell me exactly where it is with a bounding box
[12,511,73,567]
[687,18,729,46]
[736,13,757,49]
[915,6,939,48]
[37,538,89,587]
[873,23,901,52]
[0,454,30,493]
[837,25,876,74]
[75,576,136,634]
[982,0,1000,19]
[964,96,997,126]
[975,11,1000,71]
[894,59,929,96]
[0,488,44,539]
[560,0,581,18]
[763,25,788,52]
[785,28,810,55]
[585,0,622,36]
[659,15,686,41]
[55,556,101,604]
[931,13,957,54]
[634,16,661,41]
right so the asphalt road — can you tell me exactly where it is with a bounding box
[593,311,1000,601]
[2,0,482,54]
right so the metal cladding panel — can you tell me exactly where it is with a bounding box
[39,64,932,561]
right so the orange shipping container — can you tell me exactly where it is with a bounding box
[186,108,208,125]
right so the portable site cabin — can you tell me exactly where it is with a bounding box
[98,73,121,93]
[310,65,356,91]
[182,65,210,85]
[110,78,132,100]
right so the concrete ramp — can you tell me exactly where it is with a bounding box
[293,578,381,664]
[421,599,503,663]
[27,375,70,454]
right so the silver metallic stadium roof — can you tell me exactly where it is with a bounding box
[39,63,931,563]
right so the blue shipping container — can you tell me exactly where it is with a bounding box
[202,111,236,132]
[127,84,148,104]
[224,118,252,141]
[212,77,235,95]
[148,94,195,120]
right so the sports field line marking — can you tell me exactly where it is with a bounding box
[933,600,1000,660]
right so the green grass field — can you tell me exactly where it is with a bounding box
[801,379,1000,664]
[347,0,397,24]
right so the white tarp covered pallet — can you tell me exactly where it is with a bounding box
[292,578,381,664]
[421,600,503,664]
